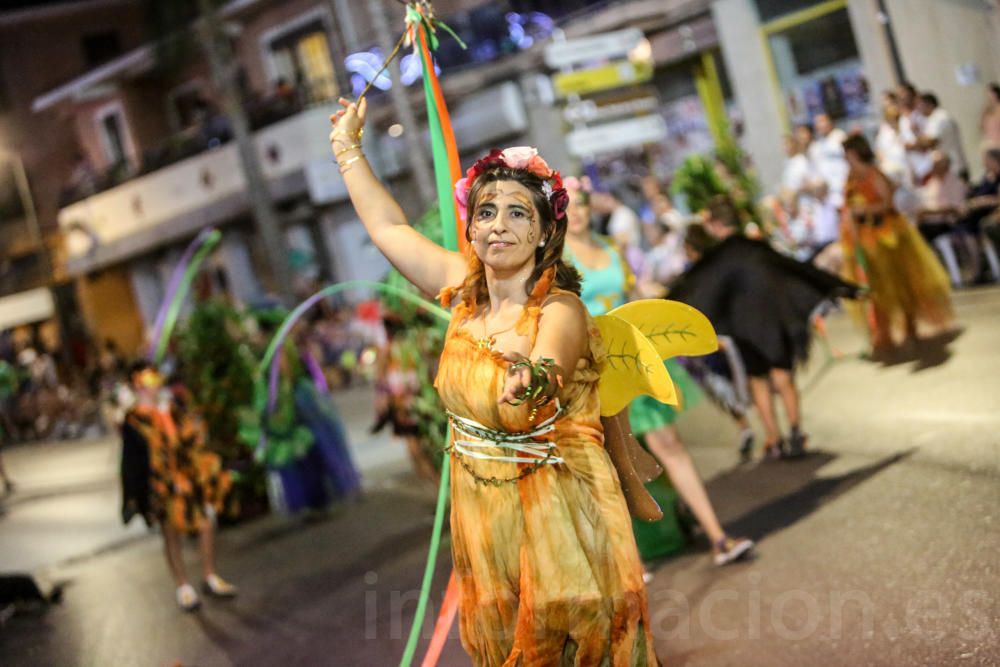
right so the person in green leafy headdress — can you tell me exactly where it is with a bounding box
[240,309,360,512]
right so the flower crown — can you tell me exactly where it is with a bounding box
[454,146,569,224]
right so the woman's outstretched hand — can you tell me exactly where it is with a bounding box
[498,351,532,406]
[329,97,368,151]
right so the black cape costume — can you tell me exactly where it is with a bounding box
[669,235,859,370]
[120,414,152,526]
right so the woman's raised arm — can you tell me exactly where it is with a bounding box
[329,98,466,296]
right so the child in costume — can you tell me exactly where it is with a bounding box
[563,175,754,566]
[670,195,861,459]
[120,361,237,611]
[679,225,756,458]
[332,94,682,663]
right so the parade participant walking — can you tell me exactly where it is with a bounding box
[670,195,860,459]
[331,95,659,664]
[563,175,754,566]
[120,361,237,612]
[841,135,954,353]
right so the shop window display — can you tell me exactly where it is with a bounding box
[765,8,872,129]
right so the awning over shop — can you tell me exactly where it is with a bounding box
[0,287,54,330]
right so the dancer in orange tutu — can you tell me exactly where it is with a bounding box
[840,135,954,353]
[330,96,667,664]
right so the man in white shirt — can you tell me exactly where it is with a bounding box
[917,93,969,179]
[781,134,814,195]
[897,82,932,181]
[808,113,849,205]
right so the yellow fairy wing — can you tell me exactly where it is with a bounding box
[594,314,677,417]
[608,299,718,360]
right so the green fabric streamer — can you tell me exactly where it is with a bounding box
[154,230,222,363]
[397,15,466,666]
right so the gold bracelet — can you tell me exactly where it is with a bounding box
[332,127,363,142]
[335,142,363,156]
[338,154,363,173]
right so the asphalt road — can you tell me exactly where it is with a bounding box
[1,287,998,666]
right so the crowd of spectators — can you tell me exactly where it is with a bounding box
[771,82,1000,287]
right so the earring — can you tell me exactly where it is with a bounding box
[538,239,546,247]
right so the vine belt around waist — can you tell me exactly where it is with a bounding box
[446,400,564,465]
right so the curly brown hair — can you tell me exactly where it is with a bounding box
[459,165,581,307]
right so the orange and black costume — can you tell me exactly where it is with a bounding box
[121,403,231,533]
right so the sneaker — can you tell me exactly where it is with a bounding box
[202,573,238,598]
[176,584,201,612]
[713,537,755,566]
[738,429,755,461]
[786,427,808,459]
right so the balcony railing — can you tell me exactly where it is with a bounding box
[58,100,339,266]
[59,77,339,207]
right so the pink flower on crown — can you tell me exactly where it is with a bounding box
[499,146,538,170]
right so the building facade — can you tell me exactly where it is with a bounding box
[19,0,997,354]
[0,0,148,357]
[32,0,730,352]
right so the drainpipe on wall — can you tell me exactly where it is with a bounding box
[875,0,906,85]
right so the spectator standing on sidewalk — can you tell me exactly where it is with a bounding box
[782,132,815,196]
[981,83,1000,152]
[808,113,849,205]
[917,93,969,181]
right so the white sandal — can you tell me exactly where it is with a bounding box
[176,583,201,611]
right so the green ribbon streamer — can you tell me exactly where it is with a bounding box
[396,13,469,665]
[153,229,222,363]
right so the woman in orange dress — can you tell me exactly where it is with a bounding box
[840,134,954,352]
[330,99,658,664]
